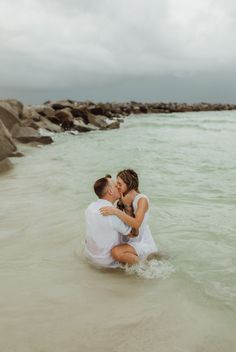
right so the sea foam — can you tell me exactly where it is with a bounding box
[123,259,176,279]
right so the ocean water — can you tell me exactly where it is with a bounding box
[0,111,235,352]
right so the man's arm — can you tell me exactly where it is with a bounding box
[110,215,131,236]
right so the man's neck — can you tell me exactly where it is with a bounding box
[101,195,115,204]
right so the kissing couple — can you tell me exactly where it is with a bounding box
[84,169,158,268]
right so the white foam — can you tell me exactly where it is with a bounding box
[123,260,176,279]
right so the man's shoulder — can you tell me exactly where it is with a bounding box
[87,200,97,208]
[86,199,113,211]
[86,200,112,217]
[85,201,98,214]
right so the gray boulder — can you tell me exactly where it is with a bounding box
[71,106,89,124]
[73,119,98,132]
[34,105,55,118]
[0,99,23,117]
[11,124,53,144]
[37,117,62,133]
[16,135,53,144]
[0,120,17,161]
[87,112,121,130]
[25,116,62,133]
[87,113,108,129]
[106,120,120,130]
[46,99,76,109]
[21,106,41,121]
[54,109,74,129]
[0,101,22,131]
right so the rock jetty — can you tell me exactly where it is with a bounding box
[1,98,236,172]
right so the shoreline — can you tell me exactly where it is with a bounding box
[1,98,236,172]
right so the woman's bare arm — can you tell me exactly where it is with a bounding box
[100,198,148,229]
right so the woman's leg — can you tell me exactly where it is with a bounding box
[112,244,139,265]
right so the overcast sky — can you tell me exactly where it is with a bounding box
[0,0,236,104]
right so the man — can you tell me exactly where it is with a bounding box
[85,175,134,268]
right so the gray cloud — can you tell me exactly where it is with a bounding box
[0,0,236,103]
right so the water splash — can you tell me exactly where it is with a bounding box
[123,260,176,279]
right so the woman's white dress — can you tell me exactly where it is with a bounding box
[121,193,158,258]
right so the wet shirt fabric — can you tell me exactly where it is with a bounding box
[85,199,131,268]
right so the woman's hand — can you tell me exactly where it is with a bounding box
[100,206,118,216]
[120,190,137,207]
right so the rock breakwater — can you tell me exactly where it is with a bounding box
[1,98,236,172]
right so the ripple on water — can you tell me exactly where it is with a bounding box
[1,111,236,312]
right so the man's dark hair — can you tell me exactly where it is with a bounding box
[94,175,111,198]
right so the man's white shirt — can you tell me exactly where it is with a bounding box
[85,199,131,267]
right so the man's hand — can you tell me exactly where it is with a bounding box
[100,206,118,216]
[120,190,137,207]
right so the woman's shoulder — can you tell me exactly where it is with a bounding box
[133,193,149,206]
[136,193,148,199]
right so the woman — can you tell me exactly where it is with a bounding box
[100,169,158,265]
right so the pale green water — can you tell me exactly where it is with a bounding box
[0,111,235,351]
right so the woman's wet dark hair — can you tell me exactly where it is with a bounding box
[116,169,139,193]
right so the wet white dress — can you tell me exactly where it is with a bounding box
[121,193,158,258]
